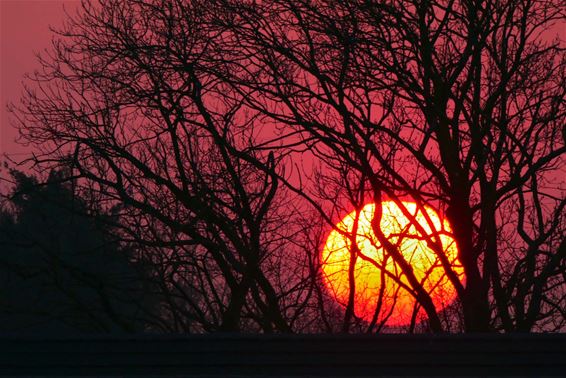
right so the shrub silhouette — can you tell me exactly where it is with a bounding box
[0,170,156,334]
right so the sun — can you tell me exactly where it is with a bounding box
[321,201,463,327]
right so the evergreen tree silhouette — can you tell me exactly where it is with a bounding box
[0,170,156,334]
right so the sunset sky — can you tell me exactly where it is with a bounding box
[1,1,563,162]
[1,1,78,160]
[0,0,563,334]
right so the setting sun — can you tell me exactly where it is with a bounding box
[322,201,463,327]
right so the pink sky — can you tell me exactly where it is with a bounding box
[1,0,78,161]
[0,1,563,170]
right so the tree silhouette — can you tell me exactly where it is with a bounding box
[215,0,565,332]
[11,0,304,333]
[11,0,565,332]
[0,169,157,333]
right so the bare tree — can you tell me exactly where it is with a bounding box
[12,0,565,333]
[214,0,565,332]
[12,0,304,333]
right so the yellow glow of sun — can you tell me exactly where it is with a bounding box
[321,201,463,326]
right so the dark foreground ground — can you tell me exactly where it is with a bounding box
[0,333,564,377]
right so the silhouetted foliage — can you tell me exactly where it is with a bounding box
[0,169,156,334]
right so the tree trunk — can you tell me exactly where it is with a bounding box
[219,278,251,332]
[448,200,491,332]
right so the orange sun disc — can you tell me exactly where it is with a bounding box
[321,201,463,327]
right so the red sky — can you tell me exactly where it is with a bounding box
[0,0,562,189]
[1,0,78,162]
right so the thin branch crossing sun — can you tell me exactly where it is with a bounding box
[322,201,464,327]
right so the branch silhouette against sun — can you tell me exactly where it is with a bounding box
[8,0,565,333]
